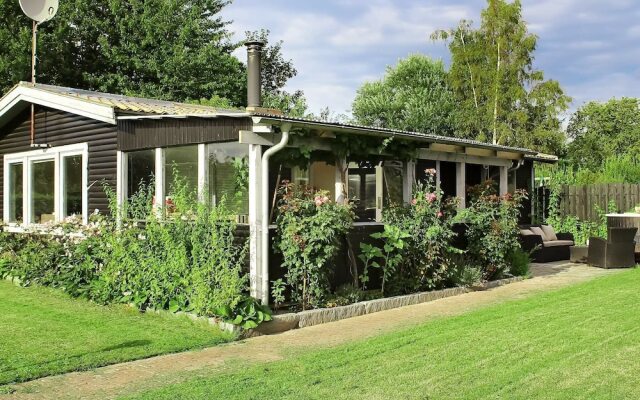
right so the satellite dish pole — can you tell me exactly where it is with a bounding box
[31,20,37,84]
[18,0,59,146]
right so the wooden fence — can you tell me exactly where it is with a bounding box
[552,184,640,221]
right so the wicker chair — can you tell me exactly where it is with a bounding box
[588,227,638,269]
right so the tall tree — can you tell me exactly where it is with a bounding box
[433,0,570,154]
[0,0,247,105]
[351,54,456,135]
[566,98,640,170]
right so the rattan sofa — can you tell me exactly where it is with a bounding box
[519,224,574,263]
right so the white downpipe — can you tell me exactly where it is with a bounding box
[260,124,291,304]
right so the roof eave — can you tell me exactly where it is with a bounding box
[252,114,540,157]
[0,84,117,129]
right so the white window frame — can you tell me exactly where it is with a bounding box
[3,143,88,225]
[121,143,251,219]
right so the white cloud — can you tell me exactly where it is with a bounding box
[224,0,639,117]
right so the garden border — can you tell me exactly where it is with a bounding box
[86,275,526,337]
[254,275,526,335]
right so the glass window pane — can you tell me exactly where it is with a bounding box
[127,149,155,199]
[8,163,23,223]
[208,143,249,215]
[348,175,361,201]
[63,155,83,218]
[165,146,198,200]
[364,174,376,209]
[31,159,55,224]
[383,162,403,206]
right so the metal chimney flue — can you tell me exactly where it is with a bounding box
[245,40,265,109]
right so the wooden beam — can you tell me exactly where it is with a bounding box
[465,147,497,157]
[428,143,464,153]
[496,151,523,160]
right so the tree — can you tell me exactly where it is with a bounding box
[432,0,570,154]
[566,98,640,170]
[351,54,456,135]
[0,0,246,105]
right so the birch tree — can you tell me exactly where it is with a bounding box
[433,0,570,154]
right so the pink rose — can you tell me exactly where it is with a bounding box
[314,196,323,206]
[425,193,437,203]
[425,168,437,176]
[436,211,443,218]
[411,198,417,206]
[322,196,330,204]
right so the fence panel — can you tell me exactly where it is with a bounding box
[546,183,640,222]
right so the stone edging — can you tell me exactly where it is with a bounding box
[255,275,526,335]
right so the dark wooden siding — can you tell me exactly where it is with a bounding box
[118,117,252,151]
[0,107,118,215]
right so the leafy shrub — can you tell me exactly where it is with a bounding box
[364,169,461,295]
[507,247,530,277]
[447,254,483,287]
[545,181,613,245]
[215,296,272,329]
[274,183,354,310]
[0,175,250,323]
[460,181,526,280]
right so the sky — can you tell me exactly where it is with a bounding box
[223,0,640,120]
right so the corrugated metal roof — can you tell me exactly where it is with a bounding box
[251,112,542,156]
[20,82,247,117]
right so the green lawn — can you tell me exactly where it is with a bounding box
[128,269,640,400]
[0,280,233,386]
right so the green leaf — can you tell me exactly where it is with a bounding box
[168,299,180,313]
[242,320,259,329]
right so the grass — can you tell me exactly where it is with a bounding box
[0,280,233,386]
[127,269,640,400]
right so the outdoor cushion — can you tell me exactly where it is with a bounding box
[542,240,574,247]
[520,229,534,236]
[540,225,558,241]
[530,226,548,241]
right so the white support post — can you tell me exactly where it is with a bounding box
[499,165,508,195]
[375,164,384,221]
[435,160,442,191]
[403,160,415,203]
[197,144,207,203]
[154,148,164,212]
[456,161,466,209]
[116,151,127,226]
[248,144,263,300]
[335,156,347,204]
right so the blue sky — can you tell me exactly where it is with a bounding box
[224,0,640,119]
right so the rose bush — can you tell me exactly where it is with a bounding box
[274,182,354,310]
[460,181,527,280]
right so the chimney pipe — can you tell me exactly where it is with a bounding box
[245,40,265,108]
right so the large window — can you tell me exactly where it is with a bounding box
[165,145,198,198]
[31,159,55,223]
[127,149,155,199]
[123,143,249,220]
[7,162,23,223]
[348,163,377,222]
[63,155,83,218]
[3,143,87,224]
[208,143,249,215]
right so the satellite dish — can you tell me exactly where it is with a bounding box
[19,0,59,23]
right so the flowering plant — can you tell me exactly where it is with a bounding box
[274,182,354,310]
[460,180,527,280]
[364,169,461,294]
